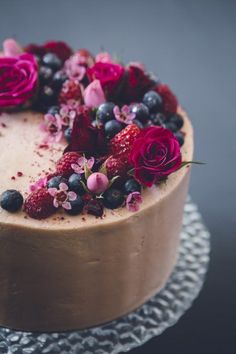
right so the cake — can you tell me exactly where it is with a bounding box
[0,39,194,331]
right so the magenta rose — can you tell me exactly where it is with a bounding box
[87,62,124,97]
[0,53,38,108]
[129,126,182,187]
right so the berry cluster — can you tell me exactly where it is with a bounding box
[0,39,188,220]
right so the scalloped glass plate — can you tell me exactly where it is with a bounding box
[0,197,210,354]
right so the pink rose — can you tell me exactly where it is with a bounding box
[83,79,106,107]
[129,126,182,187]
[95,52,113,63]
[87,62,124,98]
[0,53,38,108]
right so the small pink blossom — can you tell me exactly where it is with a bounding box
[113,105,135,124]
[126,192,143,212]
[95,52,113,63]
[29,177,47,192]
[58,105,77,128]
[48,182,77,210]
[71,156,95,174]
[64,53,87,80]
[2,38,23,57]
[87,172,109,194]
[40,113,63,143]
[83,80,106,108]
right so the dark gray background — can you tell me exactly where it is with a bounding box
[0,0,235,353]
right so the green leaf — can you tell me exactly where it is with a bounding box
[80,180,89,194]
[180,160,206,169]
[108,176,120,188]
[84,163,93,180]
[99,162,108,176]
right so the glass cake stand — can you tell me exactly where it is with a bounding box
[0,197,210,354]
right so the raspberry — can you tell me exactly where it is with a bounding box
[154,84,178,115]
[108,124,140,165]
[56,151,81,177]
[24,188,55,219]
[59,78,83,104]
[105,155,127,180]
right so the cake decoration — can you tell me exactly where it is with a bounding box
[0,38,194,220]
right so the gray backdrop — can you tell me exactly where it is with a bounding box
[0,0,235,353]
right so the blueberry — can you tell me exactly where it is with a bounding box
[47,176,67,189]
[168,114,184,130]
[47,105,60,115]
[165,121,178,133]
[68,173,85,195]
[86,199,104,217]
[39,65,53,84]
[131,103,149,123]
[52,71,68,90]
[97,102,115,123]
[123,178,141,194]
[133,119,144,129]
[174,131,185,146]
[64,127,72,142]
[103,188,124,209]
[143,90,162,114]
[0,190,23,212]
[42,53,62,71]
[104,120,123,138]
[65,196,84,215]
[40,86,57,105]
[150,113,166,126]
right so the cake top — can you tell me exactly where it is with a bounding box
[0,39,192,221]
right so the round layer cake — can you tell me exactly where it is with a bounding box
[0,109,193,331]
[0,39,193,331]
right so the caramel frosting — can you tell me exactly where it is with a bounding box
[0,108,193,331]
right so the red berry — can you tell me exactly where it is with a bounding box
[108,124,140,165]
[56,151,81,177]
[59,78,83,104]
[105,155,127,180]
[154,84,178,115]
[24,188,55,219]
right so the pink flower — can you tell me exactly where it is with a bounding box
[40,113,63,143]
[2,38,23,56]
[64,49,94,79]
[126,192,143,212]
[95,52,113,63]
[113,105,135,124]
[87,62,125,98]
[29,177,47,192]
[87,172,109,194]
[0,53,38,108]
[71,156,95,174]
[83,79,106,108]
[129,126,182,187]
[48,182,77,210]
[58,105,77,128]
